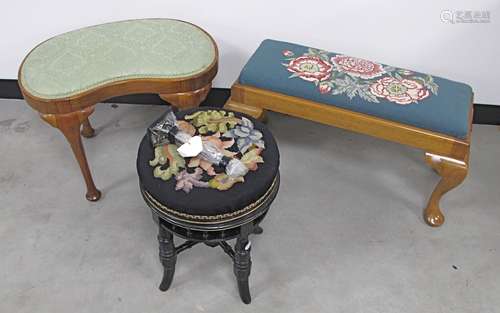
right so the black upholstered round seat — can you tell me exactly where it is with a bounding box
[137,107,280,226]
[137,107,280,303]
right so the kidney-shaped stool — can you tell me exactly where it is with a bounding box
[136,107,280,304]
[19,19,218,201]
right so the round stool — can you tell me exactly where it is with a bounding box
[136,107,280,304]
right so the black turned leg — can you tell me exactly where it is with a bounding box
[158,223,176,291]
[234,224,253,304]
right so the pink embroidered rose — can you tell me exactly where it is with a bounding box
[282,50,294,57]
[331,55,385,79]
[287,56,333,82]
[369,77,430,105]
[318,83,332,94]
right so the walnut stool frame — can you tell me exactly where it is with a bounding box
[18,25,218,202]
[225,84,472,227]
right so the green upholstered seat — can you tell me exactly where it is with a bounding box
[239,39,473,139]
[19,19,217,99]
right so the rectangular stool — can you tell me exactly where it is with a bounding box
[225,39,473,227]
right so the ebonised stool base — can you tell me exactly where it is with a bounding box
[155,212,270,304]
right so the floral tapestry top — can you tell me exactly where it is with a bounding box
[282,48,438,105]
[149,110,266,193]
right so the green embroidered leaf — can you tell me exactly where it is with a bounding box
[333,71,346,79]
[332,78,350,94]
[330,88,343,96]
[209,174,245,191]
[307,48,319,55]
[241,148,264,171]
[424,75,439,95]
[397,68,412,76]
[318,51,330,62]
[412,75,439,95]
[394,72,403,81]
[335,76,349,86]
[332,77,379,103]
[184,110,240,135]
[346,86,357,99]
[358,85,380,103]
[151,144,186,181]
[149,146,168,166]
[413,76,426,84]
[427,82,439,95]
[319,54,329,62]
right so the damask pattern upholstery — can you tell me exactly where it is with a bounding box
[19,19,217,99]
[239,39,473,139]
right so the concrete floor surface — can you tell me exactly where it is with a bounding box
[1,99,499,313]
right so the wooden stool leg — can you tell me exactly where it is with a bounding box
[224,99,266,121]
[81,117,96,138]
[234,224,252,304]
[159,83,211,110]
[158,223,176,291]
[40,106,101,201]
[424,153,469,227]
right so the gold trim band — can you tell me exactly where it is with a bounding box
[142,176,278,224]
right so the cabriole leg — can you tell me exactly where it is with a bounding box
[424,152,469,227]
[40,106,101,201]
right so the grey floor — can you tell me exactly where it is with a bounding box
[1,99,499,313]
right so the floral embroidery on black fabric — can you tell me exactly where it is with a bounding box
[184,110,239,134]
[281,49,439,105]
[223,117,265,154]
[149,144,186,181]
[149,110,266,193]
[175,168,209,193]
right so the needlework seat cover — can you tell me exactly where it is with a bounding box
[137,107,280,223]
[19,19,216,99]
[238,39,473,139]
